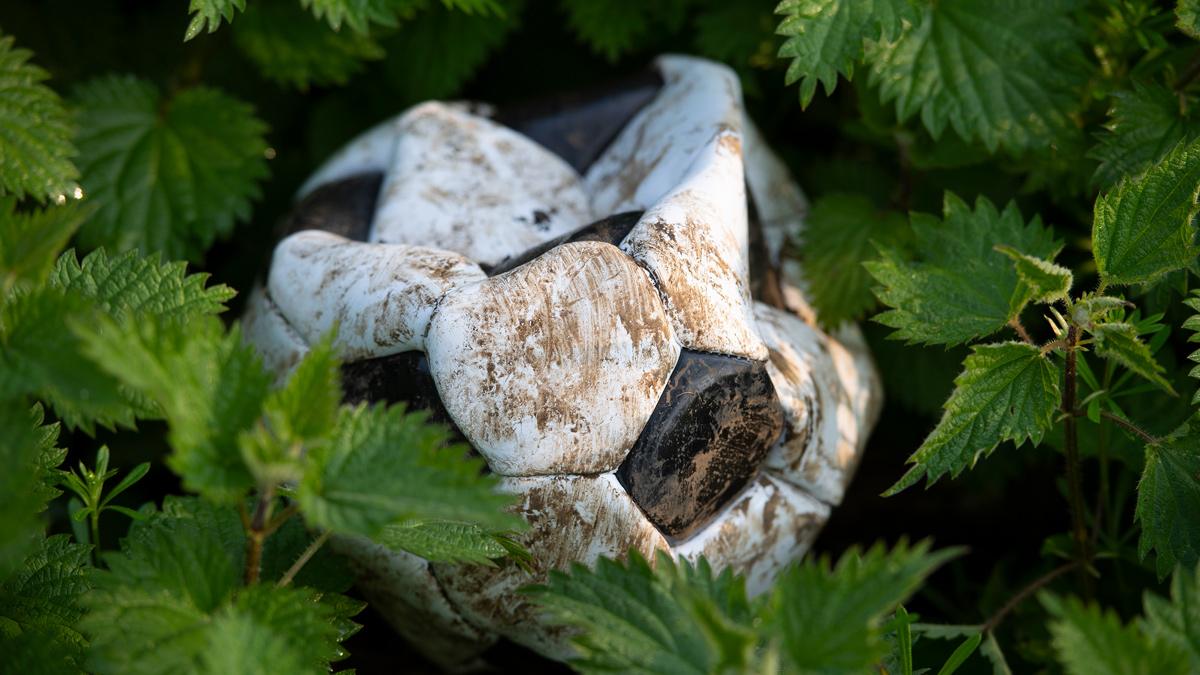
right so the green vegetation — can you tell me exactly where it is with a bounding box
[1,0,1198,672]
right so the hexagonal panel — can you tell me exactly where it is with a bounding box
[426,241,679,476]
[486,211,641,276]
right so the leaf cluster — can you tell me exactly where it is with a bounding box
[531,540,959,674]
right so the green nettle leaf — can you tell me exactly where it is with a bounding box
[0,287,129,431]
[1090,322,1174,394]
[866,0,1085,154]
[381,2,521,102]
[1142,563,1200,671]
[1179,0,1200,39]
[775,0,917,107]
[50,248,235,321]
[301,0,422,33]
[1185,290,1200,404]
[1093,137,1200,287]
[185,0,247,39]
[0,535,92,673]
[1042,593,1190,675]
[1072,295,1132,327]
[530,552,757,674]
[887,342,1060,494]
[77,316,270,502]
[82,513,357,675]
[262,334,340,448]
[0,405,66,579]
[82,518,240,674]
[694,3,778,72]
[1090,85,1200,189]
[996,245,1073,305]
[241,334,341,486]
[0,198,87,287]
[73,75,269,261]
[379,520,518,565]
[1136,417,1200,578]
[297,403,521,538]
[866,193,1061,346]
[800,193,910,326]
[767,541,960,672]
[0,34,78,202]
[141,495,355,593]
[200,585,346,674]
[232,1,385,90]
[531,542,955,674]
[560,0,687,61]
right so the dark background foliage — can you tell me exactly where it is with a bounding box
[4,1,1197,672]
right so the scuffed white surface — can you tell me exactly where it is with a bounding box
[331,535,494,671]
[621,130,766,360]
[755,300,882,505]
[585,55,744,215]
[371,102,593,267]
[269,230,486,361]
[240,285,309,384]
[591,56,765,360]
[433,473,671,660]
[674,474,829,596]
[426,241,680,476]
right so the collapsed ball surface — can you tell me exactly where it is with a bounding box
[244,55,882,668]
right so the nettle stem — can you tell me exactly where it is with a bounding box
[1061,326,1092,585]
[278,530,332,588]
[89,508,102,565]
[981,560,1079,633]
[1008,317,1034,344]
[1099,410,1160,445]
[244,487,275,585]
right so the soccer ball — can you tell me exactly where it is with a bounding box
[244,55,881,669]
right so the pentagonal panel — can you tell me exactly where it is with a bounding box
[269,230,486,360]
[371,102,593,267]
[432,473,669,660]
[486,211,641,276]
[279,171,382,242]
[425,241,679,476]
[615,349,784,540]
[340,351,468,442]
[493,69,663,173]
[755,301,882,505]
[673,474,829,596]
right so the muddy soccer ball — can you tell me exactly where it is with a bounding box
[244,55,882,669]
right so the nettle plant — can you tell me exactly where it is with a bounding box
[3,0,1200,673]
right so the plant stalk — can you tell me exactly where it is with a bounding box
[90,508,101,566]
[1008,317,1034,344]
[981,561,1079,633]
[244,488,275,585]
[1061,326,1091,589]
[1098,410,1160,445]
[278,530,332,588]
